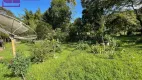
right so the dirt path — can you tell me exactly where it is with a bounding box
[0,57,3,60]
[0,48,3,51]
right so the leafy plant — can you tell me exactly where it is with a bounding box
[36,21,53,40]
[90,38,117,54]
[31,39,61,63]
[75,41,90,50]
[54,28,68,42]
[90,44,105,54]
[8,53,30,80]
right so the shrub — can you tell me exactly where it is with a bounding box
[104,36,121,51]
[90,44,104,54]
[115,40,122,47]
[8,53,30,80]
[31,39,61,63]
[36,21,53,40]
[54,28,69,42]
[75,41,90,50]
[90,40,117,54]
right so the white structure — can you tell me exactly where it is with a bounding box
[0,10,37,57]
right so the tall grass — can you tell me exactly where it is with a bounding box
[26,45,142,80]
[0,36,142,80]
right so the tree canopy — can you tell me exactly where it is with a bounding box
[43,0,71,30]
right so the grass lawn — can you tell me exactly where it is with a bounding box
[0,36,142,80]
[0,42,31,60]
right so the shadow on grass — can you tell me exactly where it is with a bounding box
[3,73,17,78]
[3,73,22,80]
[122,44,136,48]
[135,45,142,49]
[121,43,142,49]
[115,35,140,42]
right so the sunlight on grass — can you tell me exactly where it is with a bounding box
[0,36,142,80]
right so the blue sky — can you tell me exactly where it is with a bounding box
[0,0,83,20]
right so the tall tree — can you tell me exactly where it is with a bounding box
[43,0,71,29]
[106,11,139,35]
[126,0,142,33]
[81,0,124,42]
[81,0,124,29]
[36,21,52,40]
[34,8,42,22]
[22,9,42,30]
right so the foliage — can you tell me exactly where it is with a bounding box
[81,0,123,27]
[106,11,139,35]
[31,39,61,63]
[68,18,83,41]
[80,0,142,42]
[36,21,53,40]
[22,8,42,30]
[90,36,118,54]
[54,28,69,42]
[8,54,30,80]
[124,0,142,29]
[1,0,142,79]
[1,36,142,80]
[90,44,104,54]
[40,44,142,80]
[43,0,71,29]
[75,41,90,50]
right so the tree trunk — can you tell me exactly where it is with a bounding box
[21,72,26,80]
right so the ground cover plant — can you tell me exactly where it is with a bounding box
[31,39,61,63]
[0,36,142,80]
[8,54,30,80]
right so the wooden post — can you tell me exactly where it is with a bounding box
[11,39,16,58]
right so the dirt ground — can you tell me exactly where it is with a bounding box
[0,57,3,60]
[0,48,3,51]
[0,48,3,60]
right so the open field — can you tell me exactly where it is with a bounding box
[0,0,142,80]
[0,36,142,80]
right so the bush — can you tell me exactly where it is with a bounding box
[31,39,61,63]
[90,40,117,54]
[102,35,120,47]
[54,28,69,42]
[75,41,90,50]
[36,21,53,40]
[8,53,30,80]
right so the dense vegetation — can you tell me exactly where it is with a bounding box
[0,0,142,80]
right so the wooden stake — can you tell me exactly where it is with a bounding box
[11,39,16,58]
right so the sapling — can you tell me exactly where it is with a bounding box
[8,53,30,80]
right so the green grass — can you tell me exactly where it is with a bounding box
[0,42,31,60]
[26,49,142,80]
[0,36,142,80]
